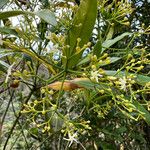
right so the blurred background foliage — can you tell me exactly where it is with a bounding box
[0,0,150,150]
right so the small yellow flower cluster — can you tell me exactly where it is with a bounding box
[89,54,111,83]
[125,50,149,73]
[94,101,112,118]
[21,93,56,133]
[13,69,31,80]
[46,33,65,47]
[106,74,136,92]
[99,0,133,26]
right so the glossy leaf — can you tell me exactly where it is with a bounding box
[35,9,57,26]
[3,41,56,74]
[0,0,9,8]
[0,27,18,36]
[72,78,108,91]
[47,78,108,91]
[102,32,132,53]
[71,78,99,90]
[0,52,12,58]
[48,81,80,91]
[0,60,9,68]
[0,10,57,26]
[67,50,84,68]
[76,55,90,66]
[65,0,97,68]
[106,25,114,40]
[93,40,102,58]
[76,56,121,67]
[133,101,150,125]
[0,10,33,20]
[136,74,150,85]
[0,64,7,72]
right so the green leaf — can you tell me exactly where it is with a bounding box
[116,126,127,133]
[133,101,150,125]
[2,41,56,74]
[72,78,108,91]
[100,141,116,150]
[0,48,14,53]
[76,55,90,66]
[136,74,150,85]
[93,40,102,58]
[0,65,7,72]
[0,0,9,8]
[72,79,99,90]
[0,10,57,26]
[35,9,57,26]
[0,27,18,36]
[0,10,33,20]
[0,52,12,58]
[102,32,132,53]
[29,128,38,137]
[105,25,114,40]
[0,27,40,42]
[0,49,14,59]
[0,60,10,68]
[67,50,84,68]
[76,56,121,67]
[65,0,97,68]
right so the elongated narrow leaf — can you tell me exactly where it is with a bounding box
[0,0,9,8]
[67,50,84,68]
[106,25,114,41]
[136,74,150,85]
[47,78,109,91]
[133,101,150,125]
[0,60,9,68]
[0,49,14,54]
[102,32,132,53]
[48,81,80,91]
[0,65,7,72]
[72,78,99,90]
[0,10,57,26]
[93,40,102,58]
[2,41,56,74]
[0,10,33,19]
[0,27,18,36]
[71,78,108,91]
[76,56,121,67]
[76,55,90,66]
[65,0,97,68]
[0,53,13,58]
[35,9,57,26]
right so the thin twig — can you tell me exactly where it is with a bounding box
[11,97,30,149]
[1,91,14,128]
[3,90,34,150]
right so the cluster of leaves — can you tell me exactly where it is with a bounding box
[0,0,150,149]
